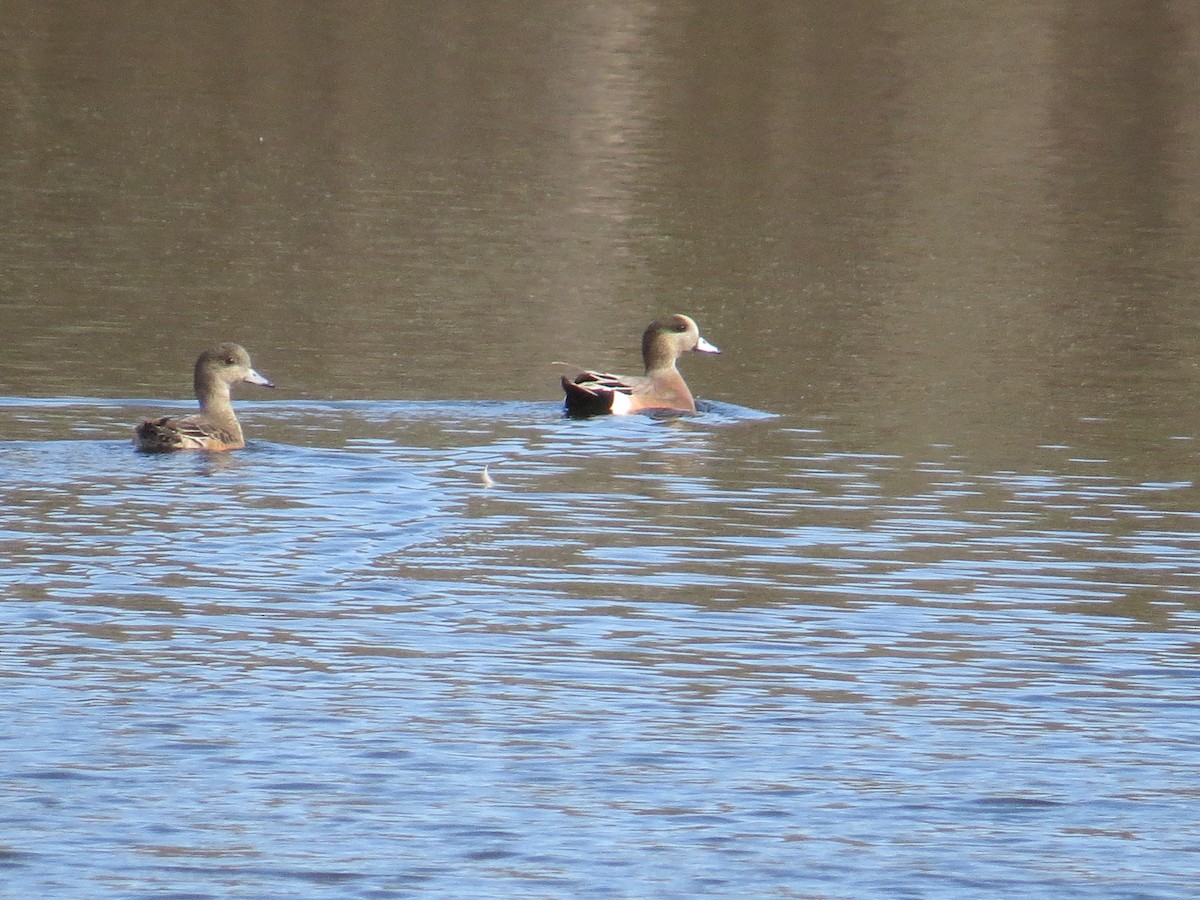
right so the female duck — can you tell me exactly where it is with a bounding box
[134,342,273,452]
[557,314,719,416]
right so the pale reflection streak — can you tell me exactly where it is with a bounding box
[528,1,662,357]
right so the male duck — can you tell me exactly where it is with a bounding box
[134,342,273,452]
[557,314,719,416]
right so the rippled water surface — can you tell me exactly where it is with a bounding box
[3,399,1199,897]
[5,0,1200,896]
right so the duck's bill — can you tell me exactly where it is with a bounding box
[695,336,720,354]
[245,369,275,388]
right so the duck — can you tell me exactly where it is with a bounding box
[134,342,273,452]
[556,314,719,416]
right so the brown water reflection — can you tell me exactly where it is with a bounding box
[2,1,1199,454]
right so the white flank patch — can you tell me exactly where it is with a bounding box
[609,391,633,415]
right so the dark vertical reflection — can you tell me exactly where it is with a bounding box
[1044,1,1200,441]
[1049,0,1184,230]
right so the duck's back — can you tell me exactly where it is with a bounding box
[134,416,240,452]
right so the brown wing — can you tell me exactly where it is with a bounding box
[134,415,237,452]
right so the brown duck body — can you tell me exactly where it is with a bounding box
[558,314,720,416]
[134,343,273,452]
[135,415,244,452]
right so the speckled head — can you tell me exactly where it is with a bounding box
[641,314,720,372]
[194,342,274,403]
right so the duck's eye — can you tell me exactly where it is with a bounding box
[224,357,236,365]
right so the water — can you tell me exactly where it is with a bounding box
[3,398,1198,897]
[4,1,1200,897]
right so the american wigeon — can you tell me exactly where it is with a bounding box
[556,314,720,416]
[134,342,274,452]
